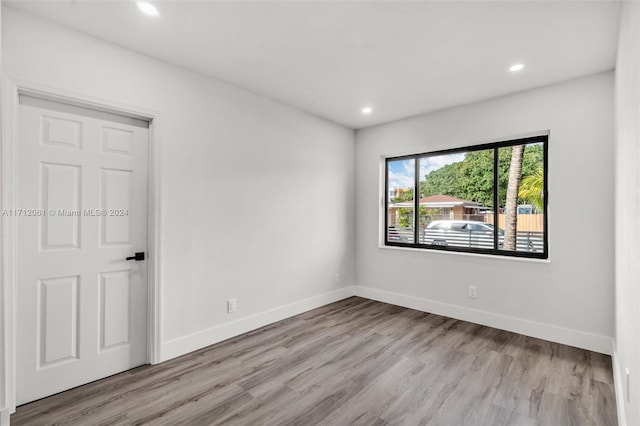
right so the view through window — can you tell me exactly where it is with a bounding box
[385,135,548,258]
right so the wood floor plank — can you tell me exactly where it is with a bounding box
[12,297,617,426]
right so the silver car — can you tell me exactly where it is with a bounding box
[423,220,503,249]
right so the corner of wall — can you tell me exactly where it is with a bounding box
[353,285,613,355]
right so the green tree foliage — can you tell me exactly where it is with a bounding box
[397,207,428,228]
[391,189,415,228]
[393,203,432,228]
[391,188,414,204]
[397,208,412,227]
[518,165,544,211]
[420,144,543,208]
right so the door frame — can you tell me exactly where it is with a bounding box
[0,77,163,414]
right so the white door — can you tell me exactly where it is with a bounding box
[16,95,149,405]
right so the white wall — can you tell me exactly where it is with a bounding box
[1,6,355,363]
[0,5,7,426]
[355,72,615,354]
[615,2,640,425]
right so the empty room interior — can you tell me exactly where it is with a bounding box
[0,0,639,425]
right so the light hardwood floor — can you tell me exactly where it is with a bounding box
[12,297,617,425]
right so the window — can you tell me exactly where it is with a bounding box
[385,135,548,259]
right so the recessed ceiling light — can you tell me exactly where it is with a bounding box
[137,1,159,17]
[509,63,525,72]
[361,107,373,115]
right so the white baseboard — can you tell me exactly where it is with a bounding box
[161,284,613,365]
[352,286,613,355]
[612,349,628,426]
[160,286,355,362]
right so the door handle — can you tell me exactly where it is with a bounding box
[126,252,145,261]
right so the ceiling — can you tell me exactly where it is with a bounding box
[6,1,621,129]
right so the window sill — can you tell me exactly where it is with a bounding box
[378,244,551,263]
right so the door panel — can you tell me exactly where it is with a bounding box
[99,270,131,351]
[100,168,132,246]
[38,275,79,368]
[16,95,149,405]
[40,162,82,250]
[101,125,134,155]
[42,115,82,150]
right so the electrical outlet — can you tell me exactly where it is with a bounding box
[333,272,340,285]
[468,285,478,299]
[227,298,237,313]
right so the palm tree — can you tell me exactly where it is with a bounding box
[519,166,544,211]
[504,145,525,251]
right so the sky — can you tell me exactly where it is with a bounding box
[388,152,465,192]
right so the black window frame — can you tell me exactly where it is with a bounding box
[384,135,548,259]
